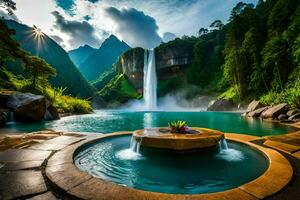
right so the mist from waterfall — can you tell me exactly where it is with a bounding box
[143,49,157,110]
[122,49,213,111]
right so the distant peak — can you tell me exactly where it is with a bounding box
[105,34,121,42]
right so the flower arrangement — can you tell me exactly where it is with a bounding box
[168,120,189,133]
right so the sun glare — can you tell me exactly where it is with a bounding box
[32,25,44,38]
[29,25,46,54]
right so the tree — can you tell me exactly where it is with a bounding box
[261,35,293,92]
[0,19,56,90]
[198,28,208,36]
[209,20,224,30]
[0,0,16,15]
[23,56,56,88]
[0,19,26,66]
[229,2,254,21]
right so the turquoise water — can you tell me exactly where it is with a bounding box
[74,135,269,194]
[1,110,296,136]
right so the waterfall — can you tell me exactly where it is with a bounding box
[220,138,228,150]
[130,136,142,153]
[143,49,157,110]
[2,111,15,123]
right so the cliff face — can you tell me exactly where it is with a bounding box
[116,38,194,89]
[115,47,144,89]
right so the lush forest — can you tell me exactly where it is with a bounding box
[98,0,299,108]
[0,4,93,113]
[1,0,299,110]
[199,0,300,108]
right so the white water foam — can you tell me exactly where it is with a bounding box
[116,149,143,161]
[216,149,245,162]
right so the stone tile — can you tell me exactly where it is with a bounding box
[187,188,258,200]
[29,142,68,151]
[225,133,261,142]
[47,146,76,167]
[292,151,300,159]
[45,136,84,145]
[25,134,59,140]
[69,178,258,200]
[0,149,51,162]
[62,132,87,137]
[264,140,300,154]
[46,163,91,191]
[0,160,43,171]
[239,162,292,199]
[264,131,300,147]
[262,148,291,165]
[26,192,58,200]
[0,170,47,200]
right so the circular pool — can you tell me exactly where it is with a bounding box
[74,134,269,194]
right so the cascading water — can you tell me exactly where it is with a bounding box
[116,136,143,160]
[1,111,14,124]
[217,138,245,162]
[130,136,142,153]
[220,138,228,150]
[143,49,157,110]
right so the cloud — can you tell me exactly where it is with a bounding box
[104,7,162,49]
[51,11,101,49]
[0,8,19,21]
[10,0,259,50]
[162,32,176,42]
[50,35,64,45]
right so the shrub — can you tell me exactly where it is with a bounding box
[168,120,189,133]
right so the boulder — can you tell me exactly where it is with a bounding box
[261,103,288,119]
[4,93,46,122]
[246,100,263,113]
[288,113,300,121]
[47,105,60,120]
[287,110,299,117]
[278,114,288,120]
[207,99,236,111]
[44,100,60,120]
[247,107,269,117]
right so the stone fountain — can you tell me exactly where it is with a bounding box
[132,127,225,151]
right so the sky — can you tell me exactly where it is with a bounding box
[1,0,258,50]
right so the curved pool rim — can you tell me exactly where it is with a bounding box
[46,131,293,200]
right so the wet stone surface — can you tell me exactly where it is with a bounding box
[0,131,88,200]
[0,149,51,162]
[26,191,58,200]
[44,136,85,145]
[0,170,47,200]
[0,160,43,171]
[0,129,299,199]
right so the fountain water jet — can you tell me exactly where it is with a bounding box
[115,136,143,160]
[130,136,142,153]
[143,49,157,110]
[220,138,228,150]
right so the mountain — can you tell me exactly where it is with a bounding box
[99,0,300,109]
[78,35,130,81]
[68,45,97,67]
[4,20,95,98]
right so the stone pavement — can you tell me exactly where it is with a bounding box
[0,127,299,200]
[0,131,95,200]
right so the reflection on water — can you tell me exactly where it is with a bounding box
[143,112,157,128]
[0,110,297,136]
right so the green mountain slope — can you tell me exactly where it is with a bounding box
[68,45,97,67]
[5,20,95,98]
[79,35,130,81]
[98,0,300,108]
